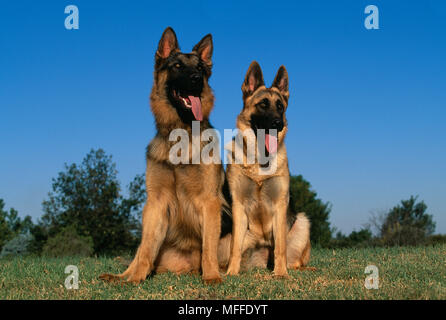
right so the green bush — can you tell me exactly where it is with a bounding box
[1,199,34,251]
[0,233,33,258]
[42,226,94,257]
[426,234,446,246]
[38,149,143,256]
[380,196,435,246]
[329,228,374,248]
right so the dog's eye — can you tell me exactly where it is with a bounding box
[256,102,266,109]
[175,63,181,69]
[197,65,202,71]
[260,99,269,109]
[277,101,284,112]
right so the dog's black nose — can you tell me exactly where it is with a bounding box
[190,73,201,83]
[271,118,282,129]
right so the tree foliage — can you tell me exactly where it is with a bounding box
[42,226,94,257]
[330,228,373,248]
[378,196,435,246]
[0,199,34,251]
[289,175,332,246]
[0,233,34,258]
[32,149,146,256]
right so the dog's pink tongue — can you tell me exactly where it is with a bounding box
[265,134,278,154]
[189,96,203,121]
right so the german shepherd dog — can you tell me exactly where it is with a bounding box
[100,27,225,284]
[224,61,311,277]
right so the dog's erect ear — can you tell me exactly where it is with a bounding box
[271,65,289,101]
[242,61,265,99]
[193,34,213,66]
[156,27,180,59]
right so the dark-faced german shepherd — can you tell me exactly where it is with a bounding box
[100,27,225,284]
[224,61,311,277]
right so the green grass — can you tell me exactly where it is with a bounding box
[0,245,444,300]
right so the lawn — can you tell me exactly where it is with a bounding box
[0,245,444,300]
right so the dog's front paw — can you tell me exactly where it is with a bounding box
[203,267,223,284]
[225,262,241,276]
[203,276,223,284]
[273,268,289,279]
[225,269,240,276]
[203,274,223,285]
[287,261,303,270]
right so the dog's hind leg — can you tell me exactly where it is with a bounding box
[100,198,170,283]
[241,246,270,271]
[217,233,232,271]
[100,162,177,283]
[125,193,173,282]
[155,247,201,275]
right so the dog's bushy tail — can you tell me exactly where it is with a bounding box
[287,212,311,268]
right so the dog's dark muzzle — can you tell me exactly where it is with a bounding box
[270,118,284,132]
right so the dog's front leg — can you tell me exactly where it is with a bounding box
[201,197,223,284]
[226,201,248,276]
[272,201,289,278]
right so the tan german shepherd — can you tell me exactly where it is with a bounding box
[223,61,311,277]
[100,27,225,284]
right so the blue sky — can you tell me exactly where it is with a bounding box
[1,0,445,234]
